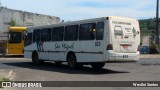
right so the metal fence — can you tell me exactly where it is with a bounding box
[140,34,160,54]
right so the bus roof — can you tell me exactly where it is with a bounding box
[9,27,27,30]
[27,16,138,29]
[108,16,138,21]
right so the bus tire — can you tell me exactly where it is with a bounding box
[91,62,105,69]
[67,53,77,69]
[32,52,43,65]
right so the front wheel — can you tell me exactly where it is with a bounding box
[67,53,77,69]
[91,62,105,69]
[32,52,43,65]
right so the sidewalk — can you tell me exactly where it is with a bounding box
[139,54,160,65]
[140,54,160,59]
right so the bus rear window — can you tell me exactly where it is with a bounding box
[9,32,22,43]
[114,26,123,39]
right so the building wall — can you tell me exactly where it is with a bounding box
[141,35,150,46]
[0,7,60,40]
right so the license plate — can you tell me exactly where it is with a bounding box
[122,45,129,49]
[123,55,128,58]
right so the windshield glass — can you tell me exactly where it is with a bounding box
[9,32,22,43]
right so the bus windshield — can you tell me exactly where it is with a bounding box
[9,32,22,43]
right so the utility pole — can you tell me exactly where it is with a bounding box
[156,0,159,44]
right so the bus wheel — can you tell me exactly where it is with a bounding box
[67,53,77,69]
[91,62,105,69]
[32,52,42,65]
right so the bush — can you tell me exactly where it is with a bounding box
[149,42,158,54]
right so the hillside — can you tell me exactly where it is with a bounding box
[139,18,156,30]
[139,18,156,35]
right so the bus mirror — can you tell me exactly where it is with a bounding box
[24,31,27,35]
[24,31,28,40]
[25,33,28,36]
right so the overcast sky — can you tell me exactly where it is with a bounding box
[0,0,157,21]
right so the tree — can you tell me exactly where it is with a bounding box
[9,19,17,26]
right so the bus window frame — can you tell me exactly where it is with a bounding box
[96,21,104,40]
[79,23,96,40]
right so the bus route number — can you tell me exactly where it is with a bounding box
[95,42,101,46]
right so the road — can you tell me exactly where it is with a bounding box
[0,58,160,90]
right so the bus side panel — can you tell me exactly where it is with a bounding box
[24,51,32,58]
[75,41,105,63]
[24,43,37,58]
[76,53,104,63]
[48,42,66,61]
[38,42,48,60]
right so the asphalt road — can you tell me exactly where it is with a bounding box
[0,58,160,90]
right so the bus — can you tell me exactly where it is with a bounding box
[24,16,140,69]
[6,27,27,56]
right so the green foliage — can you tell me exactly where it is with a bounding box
[139,18,156,35]
[9,19,17,26]
[139,18,156,30]
[149,40,158,54]
[0,77,10,88]
[0,77,10,82]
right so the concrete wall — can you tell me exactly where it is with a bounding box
[141,35,150,46]
[0,7,60,40]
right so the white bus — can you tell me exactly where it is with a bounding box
[24,16,140,69]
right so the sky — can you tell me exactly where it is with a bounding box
[0,0,157,21]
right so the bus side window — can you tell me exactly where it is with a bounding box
[41,28,51,42]
[114,26,123,39]
[33,29,41,42]
[64,25,78,41]
[25,33,32,46]
[52,27,64,41]
[79,23,96,40]
[96,22,104,40]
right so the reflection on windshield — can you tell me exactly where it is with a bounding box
[9,32,22,43]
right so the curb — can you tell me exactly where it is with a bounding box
[140,54,160,59]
